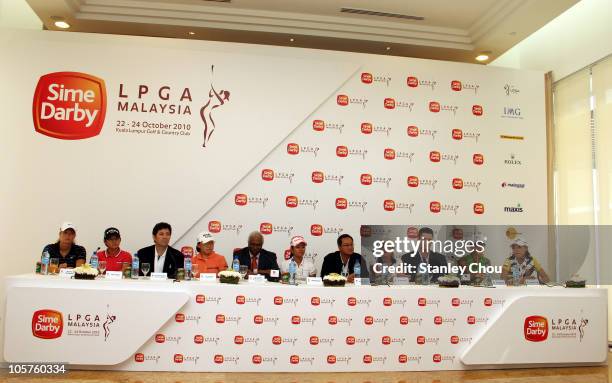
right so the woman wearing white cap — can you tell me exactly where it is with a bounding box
[281,236,316,281]
[42,222,86,268]
[192,231,228,277]
[501,237,550,284]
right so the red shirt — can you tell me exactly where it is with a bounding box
[97,249,132,272]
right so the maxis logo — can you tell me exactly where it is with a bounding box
[524,316,548,342]
[32,309,63,339]
[33,72,107,140]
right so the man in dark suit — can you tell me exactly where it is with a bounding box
[401,227,446,283]
[137,222,184,279]
[234,231,279,280]
[320,234,368,282]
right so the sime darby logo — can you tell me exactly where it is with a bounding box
[429,101,459,115]
[287,143,319,157]
[312,119,344,133]
[32,309,63,339]
[524,316,548,342]
[473,153,485,165]
[473,203,485,215]
[234,193,268,208]
[361,122,392,136]
[384,98,396,109]
[336,145,368,159]
[207,221,242,235]
[33,72,107,140]
[472,105,484,116]
[407,76,437,90]
[360,72,391,86]
[361,73,373,84]
[337,94,368,108]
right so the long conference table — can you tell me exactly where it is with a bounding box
[3,274,608,371]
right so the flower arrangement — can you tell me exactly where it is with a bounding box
[219,270,241,284]
[323,273,347,287]
[74,264,99,280]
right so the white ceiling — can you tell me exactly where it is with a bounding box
[24,0,579,63]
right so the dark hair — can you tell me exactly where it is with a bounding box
[337,234,353,247]
[418,227,434,237]
[152,222,172,236]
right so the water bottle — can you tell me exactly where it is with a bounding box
[422,267,430,285]
[90,247,100,269]
[354,260,361,280]
[184,256,192,281]
[511,264,520,286]
[131,252,140,279]
[41,250,50,275]
[232,255,240,273]
[288,258,297,285]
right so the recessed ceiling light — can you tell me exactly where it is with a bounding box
[54,20,70,29]
[386,46,391,51]
[475,54,489,62]
[289,38,295,42]
[188,31,195,35]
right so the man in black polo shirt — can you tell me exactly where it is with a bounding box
[42,222,87,268]
[320,234,368,282]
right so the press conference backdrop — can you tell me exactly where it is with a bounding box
[0,30,547,359]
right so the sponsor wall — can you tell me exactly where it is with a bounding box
[1,29,546,359]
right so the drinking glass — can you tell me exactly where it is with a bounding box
[141,263,151,279]
[239,265,248,279]
[97,261,107,278]
[191,264,199,279]
[49,258,60,275]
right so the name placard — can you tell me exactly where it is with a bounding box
[248,275,266,284]
[59,269,75,279]
[199,273,217,283]
[307,277,323,286]
[150,272,168,281]
[105,271,122,280]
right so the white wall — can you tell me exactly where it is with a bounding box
[0,0,41,29]
[490,0,612,81]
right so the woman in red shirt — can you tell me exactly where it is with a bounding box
[97,228,132,272]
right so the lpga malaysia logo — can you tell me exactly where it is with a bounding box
[328,315,353,326]
[407,125,438,140]
[173,354,200,365]
[336,94,368,108]
[429,151,459,165]
[452,178,482,192]
[310,296,336,307]
[175,312,202,325]
[235,295,262,306]
[450,80,480,94]
[407,176,438,190]
[383,98,415,111]
[428,101,458,115]
[361,122,392,136]
[193,334,220,345]
[429,201,460,214]
[33,72,106,140]
[261,168,295,183]
[433,315,457,326]
[310,224,344,237]
[361,72,392,86]
[285,196,319,210]
[253,315,280,326]
[452,128,480,143]
[234,194,268,208]
[383,200,414,213]
[312,119,344,134]
[525,314,590,342]
[234,335,261,346]
[259,223,294,236]
[360,173,392,187]
[335,198,368,212]
[309,336,335,346]
[207,221,243,235]
[291,315,317,326]
[195,294,223,304]
[347,297,372,307]
[32,305,116,341]
[154,333,183,344]
[214,314,241,325]
[407,76,437,90]
[504,83,520,96]
[272,336,299,346]
[336,145,368,159]
[384,148,415,162]
[399,316,423,326]
[287,143,320,157]
[311,171,344,185]
[251,354,279,365]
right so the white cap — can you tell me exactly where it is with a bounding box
[290,235,307,247]
[197,231,215,244]
[60,222,76,232]
[511,237,528,247]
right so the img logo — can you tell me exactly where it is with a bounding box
[524,316,548,342]
[32,309,63,339]
[33,72,107,140]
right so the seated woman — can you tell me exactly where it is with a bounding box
[281,236,316,281]
[458,236,492,284]
[192,231,227,277]
[97,227,132,272]
[501,237,550,285]
[42,222,86,268]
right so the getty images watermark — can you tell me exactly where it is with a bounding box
[370,237,501,276]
